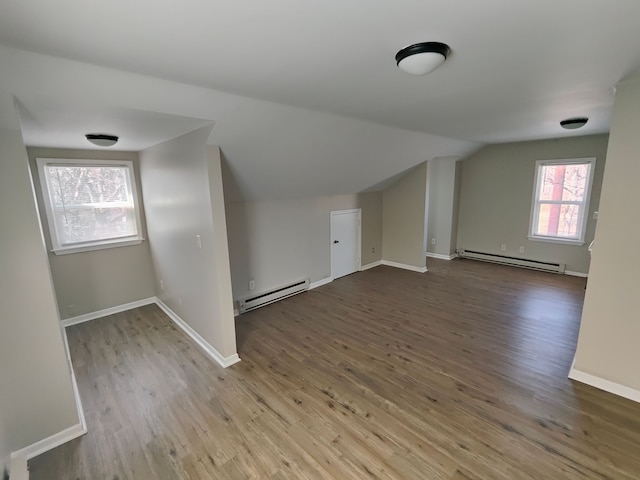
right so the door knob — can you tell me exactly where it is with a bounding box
[333,240,339,244]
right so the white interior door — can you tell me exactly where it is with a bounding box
[331,209,361,279]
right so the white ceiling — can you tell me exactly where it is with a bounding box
[15,100,214,151]
[1,1,639,200]
[1,0,639,143]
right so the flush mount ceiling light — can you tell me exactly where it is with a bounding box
[560,117,589,130]
[85,133,119,147]
[396,42,451,75]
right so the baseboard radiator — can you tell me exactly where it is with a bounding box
[239,278,310,313]
[458,249,565,274]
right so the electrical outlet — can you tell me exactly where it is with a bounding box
[519,246,525,253]
[160,280,164,290]
[371,246,375,254]
[431,238,436,245]
[500,244,507,251]
[196,234,202,249]
[249,279,255,291]
[593,211,599,220]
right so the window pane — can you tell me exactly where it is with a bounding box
[538,163,590,202]
[562,164,590,201]
[536,203,581,238]
[46,165,138,245]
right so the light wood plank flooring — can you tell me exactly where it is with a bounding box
[30,259,640,479]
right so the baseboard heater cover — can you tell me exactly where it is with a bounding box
[239,278,310,313]
[458,249,565,274]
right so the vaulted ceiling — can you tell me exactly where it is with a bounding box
[1,0,639,200]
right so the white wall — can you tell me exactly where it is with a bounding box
[226,192,382,301]
[572,76,640,392]
[456,134,608,274]
[426,157,461,258]
[382,162,428,269]
[27,148,156,318]
[140,127,237,360]
[0,91,79,456]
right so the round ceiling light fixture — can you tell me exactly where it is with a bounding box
[396,42,451,75]
[560,117,589,130]
[85,133,119,147]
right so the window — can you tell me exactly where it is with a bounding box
[528,157,595,245]
[36,158,143,254]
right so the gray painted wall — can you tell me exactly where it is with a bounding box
[382,162,428,269]
[140,127,237,359]
[27,148,155,319]
[573,76,640,391]
[456,134,608,274]
[226,192,382,302]
[426,157,460,258]
[0,92,78,456]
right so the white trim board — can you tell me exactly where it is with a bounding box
[426,252,457,261]
[569,368,640,404]
[61,325,87,437]
[9,455,28,480]
[381,260,428,273]
[310,277,333,290]
[61,297,156,327]
[155,299,241,369]
[11,423,86,462]
[565,271,588,278]
[9,455,29,480]
[360,260,382,271]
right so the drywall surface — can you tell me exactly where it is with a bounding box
[140,128,237,359]
[27,148,155,318]
[573,78,640,391]
[226,192,382,301]
[0,92,78,453]
[382,162,428,269]
[427,157,460,257]
[0,45,479,203]
[456,134,608,274]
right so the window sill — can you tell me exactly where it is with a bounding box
[527,236,585,246]
[51,238,144,255]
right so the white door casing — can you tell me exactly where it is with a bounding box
[331,209,361,279]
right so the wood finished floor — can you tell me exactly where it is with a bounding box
[30,259,640,479]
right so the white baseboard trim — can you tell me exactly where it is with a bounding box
[61,326,87,438]
[310,276,333,290]
[13,319,92,466]
[61,297,156,327]
[381,260,428,273]
[426,252,458,261]
[360,260,382,271]
[155,298,241,368]
[11,422,86,462]
[569,367,640,403]
[9,454,28,480]
[565,270,588,278]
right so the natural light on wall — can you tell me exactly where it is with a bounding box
[529,158,595,245]
[36,158,144,254]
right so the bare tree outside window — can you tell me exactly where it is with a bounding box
[529,159,595,244]
[37,158,143,254]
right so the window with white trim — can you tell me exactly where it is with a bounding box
[36,158,144,254]
[528,158,595,245]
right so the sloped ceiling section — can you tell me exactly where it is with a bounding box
[1,0,639,142]
[0,46,479,201]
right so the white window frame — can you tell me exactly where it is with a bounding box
[528,157,595,246]
[36,158,144,255]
